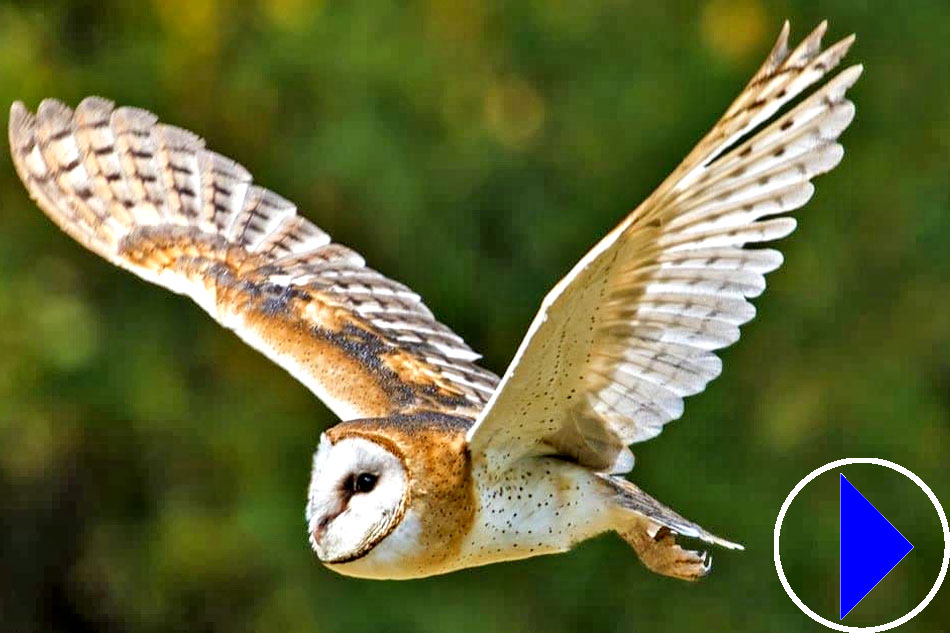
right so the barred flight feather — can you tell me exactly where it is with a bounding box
[9,97,498,421]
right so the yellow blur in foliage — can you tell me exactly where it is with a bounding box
[483,75,546,149]
[262,0,326,30]
[702,0,768,64]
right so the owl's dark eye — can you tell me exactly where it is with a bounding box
[353,472,378,494]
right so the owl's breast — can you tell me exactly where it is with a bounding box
[454,457,615,569]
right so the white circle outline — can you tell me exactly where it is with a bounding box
[774,457,949,632]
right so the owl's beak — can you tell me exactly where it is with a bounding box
[311,514,332,544]
[309,504,345,559]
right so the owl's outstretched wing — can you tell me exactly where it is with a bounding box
[467,21,861,475]
[9,98,499,421]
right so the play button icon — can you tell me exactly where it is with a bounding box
[776,458,949,631]
[839,474,914,619]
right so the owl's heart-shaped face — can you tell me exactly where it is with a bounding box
[306,434,409,565]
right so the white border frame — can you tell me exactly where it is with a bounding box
[773,458,949,632]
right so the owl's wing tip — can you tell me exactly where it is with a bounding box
[697,532,744,551]
[8,101,36,160]
[9,100,29,132]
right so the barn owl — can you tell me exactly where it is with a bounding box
[9,21,860,581]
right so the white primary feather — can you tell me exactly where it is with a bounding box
[467,21,862,476]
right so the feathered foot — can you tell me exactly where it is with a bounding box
[620,523,712,581]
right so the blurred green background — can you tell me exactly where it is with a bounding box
[1,1,947,631]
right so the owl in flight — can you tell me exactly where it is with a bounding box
[10,22,859,581]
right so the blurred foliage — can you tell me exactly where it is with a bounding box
[0,1,948,632]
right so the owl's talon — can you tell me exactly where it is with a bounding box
[621,524,713,581]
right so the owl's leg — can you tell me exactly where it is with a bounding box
[618,519,711,581]
[599,474,742,581]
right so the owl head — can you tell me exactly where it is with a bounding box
[306,430,410,565]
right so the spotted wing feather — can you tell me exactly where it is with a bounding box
[467,21,862,475]
[9,97,498,421]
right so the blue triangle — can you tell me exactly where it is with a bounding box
[840,474,914,619]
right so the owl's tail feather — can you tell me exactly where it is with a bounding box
[600,474,742,581]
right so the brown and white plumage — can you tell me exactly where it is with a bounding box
[10,21,860,581]
[9,96,498,422]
